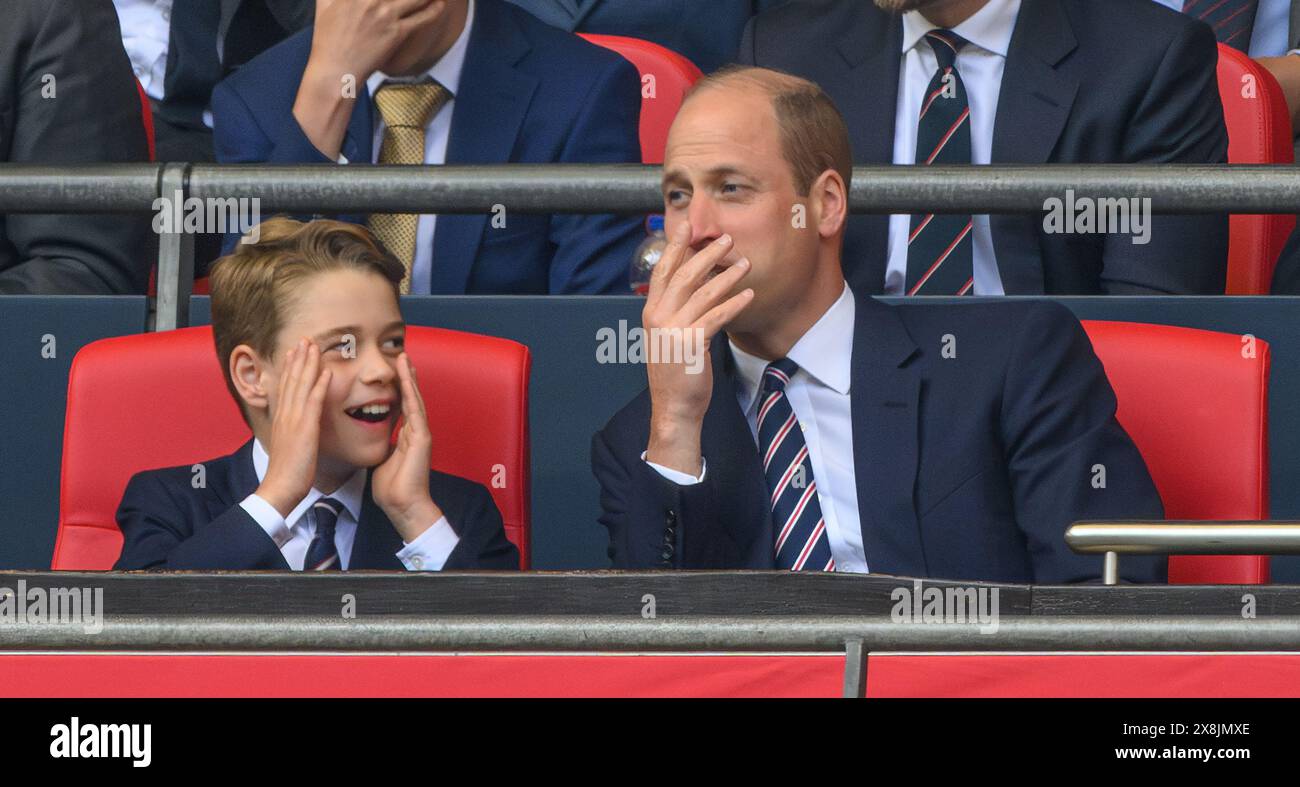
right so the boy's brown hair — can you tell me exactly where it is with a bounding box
[209,217,404,422]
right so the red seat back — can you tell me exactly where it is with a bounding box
[134,77,155,162]
[1082,320,1269,583]
[54,326,531,569]
[578,34,703,163]
[1216,43,1295,294]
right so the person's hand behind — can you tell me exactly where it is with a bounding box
[310,0,448,80]
[642,221,753,476]
[255,338,333,517]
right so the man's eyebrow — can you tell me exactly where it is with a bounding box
[662,165,752,189]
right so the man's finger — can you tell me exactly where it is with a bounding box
[646,220,691,311]
[680,256,750,326]
[661,233,734,312]
[692,288,754,341]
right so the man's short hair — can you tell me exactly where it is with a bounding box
[208,217,404,422]
[684,65,853,196]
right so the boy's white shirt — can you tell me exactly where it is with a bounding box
[238,438,459,570]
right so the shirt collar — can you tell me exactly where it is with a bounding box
[366,0,476,100]
[728,282,855,415]
[251,438,366,526]
[900,0,1020,58]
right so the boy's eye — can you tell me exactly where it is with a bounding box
[383,336,405,351]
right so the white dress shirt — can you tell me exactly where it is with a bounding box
[112,0,215,128]
[884,0,1021,296]
[338,0,476,294]
[238,439,460,570]
[645,283,869,572]
[1151,0,1296,57]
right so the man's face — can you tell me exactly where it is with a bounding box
[661,86,822,334]
[263,269,407,475]
[382,0,466,76]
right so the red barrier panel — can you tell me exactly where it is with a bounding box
[0,654,844,698]
[866,654,1300,698]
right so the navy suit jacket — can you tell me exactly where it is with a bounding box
[114,440,520,570]
[592,298,1167,583]
[739,0,1229,296]
[505,0,786,73]
[211,0,644,294]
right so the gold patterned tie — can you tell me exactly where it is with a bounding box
[367,79,451,293]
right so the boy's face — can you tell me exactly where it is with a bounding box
[262,269,406,475]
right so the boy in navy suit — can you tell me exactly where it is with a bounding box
[114,217,519,570]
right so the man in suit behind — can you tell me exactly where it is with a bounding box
[738,0,1229,296]
[213,0,645,294]
[591,66,1166,583]
[1,0,152,294]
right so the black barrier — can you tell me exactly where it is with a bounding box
[2,295,1298,579]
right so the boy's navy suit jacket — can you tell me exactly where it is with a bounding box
[592,298,1167,584]
[114,440,520,570]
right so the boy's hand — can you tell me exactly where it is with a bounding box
[255,338,332,518]
[373,352,444,542]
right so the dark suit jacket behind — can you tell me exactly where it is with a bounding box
[505,0,786,73]
[739,0,1229,296]
[114,440,520,570]
[0,0,152,294]
[592,298,1166,584]
[212,0,644,294]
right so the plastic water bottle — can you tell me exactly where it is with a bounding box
[630,215,667,295]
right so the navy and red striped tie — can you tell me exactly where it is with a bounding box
[303,497,343,571]
[1184,0,1259,52]
[905,29,975,296]
[759,359,834,572]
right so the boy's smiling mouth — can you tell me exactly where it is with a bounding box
[345,399,393,424]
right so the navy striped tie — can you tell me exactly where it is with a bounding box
[905,29,975,296]
[758,359,834,571]
[1184,0,1259,52]
[303,497,344,571]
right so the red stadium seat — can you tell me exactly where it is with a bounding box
[134,77,155,162]
[578,34,703,163]
[53,325,531,569]
[1082,320,1269,583]
[1216,43,1295,294]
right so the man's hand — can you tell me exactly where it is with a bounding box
[255,338,333,518]
[293,0,449,159]
[643,221,753,476]
[372,352,444,542]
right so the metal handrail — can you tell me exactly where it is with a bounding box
[3,162,1300,214]
[1066,521,1292,585]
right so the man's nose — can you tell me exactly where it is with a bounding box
[687,197,722,251]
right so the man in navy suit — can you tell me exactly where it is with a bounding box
[738,0,1229,296]
[212,0,644,294]
[591,67,1166,583]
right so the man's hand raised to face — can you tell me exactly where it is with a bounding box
[293,0,449,159]
[643,221,753,477]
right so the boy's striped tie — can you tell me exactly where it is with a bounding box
[303,497,344,571]
[759,359,834,571]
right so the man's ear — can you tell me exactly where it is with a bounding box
[230,344,272,412]
[811,169,848,240]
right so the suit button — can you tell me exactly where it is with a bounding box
[661,545,674,561]
[666,509,677,524]
[664,527,676,541]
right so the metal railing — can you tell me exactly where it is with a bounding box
[1066,521,1300,584]
[3,161,1300,328]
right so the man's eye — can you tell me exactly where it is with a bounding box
[721,183,743,195]
[666,190,688,205]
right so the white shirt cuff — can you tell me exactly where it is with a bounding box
[642,451,707,485]
[337,153,349,165]
[240,493,293,548]
[396,516,459,571]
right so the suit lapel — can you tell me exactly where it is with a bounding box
[350,474,406,570]
[850,297,925,575]
[836,7,902,288]
[431,0,539,293]
[207,439,291,570]
[695,337,773,568]
[990,0,1079,294]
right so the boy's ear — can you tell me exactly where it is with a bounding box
[230,344,272,412]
